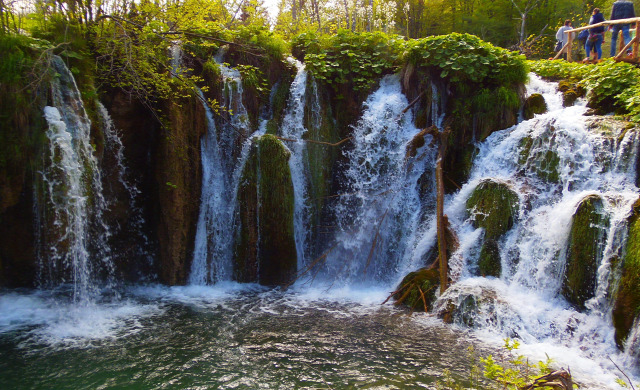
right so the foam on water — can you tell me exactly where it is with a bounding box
[0,290,160,349]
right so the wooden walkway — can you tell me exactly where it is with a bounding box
[554,17,640,63]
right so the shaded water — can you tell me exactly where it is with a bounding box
[0,286,485,389]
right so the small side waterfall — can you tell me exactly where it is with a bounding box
[280,59,311,267]
[37,56,113,302]
[189,53,256,285]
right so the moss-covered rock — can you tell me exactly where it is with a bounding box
[517,129,560,184]
[235,134,297,286]
[466,180,519,278]
[613,198,640,347]
[561,195,609,310]
[478,239,502,277]
[466,180,519,240]
[393,268,440,311]
[523,93,548,120]
[563,90,578,107]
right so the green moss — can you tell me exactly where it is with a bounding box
[613,198,640,347]
[466,180,519,240]
[563,90,578,107]
[478,239,501,277]
[518,137,533,166]
[466,180,519,278]
[522,93,547,120]
[234,135,297,286]
[394,268,440,311]
[234,143,259,283]
[561,195,609,311]
[518,131,560,184]
[269,75,294,127]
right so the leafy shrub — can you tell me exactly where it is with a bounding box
[406,33,528,86]
[291,31,321,61]
[303,29,405,92]
[436,339,555,390]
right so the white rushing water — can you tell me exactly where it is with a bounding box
[423,74,640,386]
[317,74,437,286]
[38,56,113,303]
[280,58,312,268]
[189,51,257,285]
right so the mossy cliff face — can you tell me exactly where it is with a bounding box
[0,36,50,287]
[0,107,41,286]
[101,90,159,281]
[561,195,609,311]
[153,95,206,285]
[235,135,297,286]
[522,93,548,120]
[466,180,520,277]
[302,77,342,259]
[613,198,640,348]
[400,66,523,193]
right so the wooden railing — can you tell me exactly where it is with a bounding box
[553,17,640,62]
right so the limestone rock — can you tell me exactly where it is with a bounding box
[466,179,520,278]
[235,135,297,286]
[561,195,609,310]
[523,93,548,120]
[613,198,640,347]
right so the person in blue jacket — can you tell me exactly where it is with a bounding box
[609,0,636,57]
[586,8,606,61]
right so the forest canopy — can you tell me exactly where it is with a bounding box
[2,0,638,54]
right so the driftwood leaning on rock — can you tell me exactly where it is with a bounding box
[520,369,573,390]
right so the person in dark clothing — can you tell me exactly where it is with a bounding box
[609,0,636,57]
[586,8,606,60]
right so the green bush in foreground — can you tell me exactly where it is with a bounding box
[437,339,555,390]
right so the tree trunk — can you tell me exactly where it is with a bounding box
[436,129,450,294]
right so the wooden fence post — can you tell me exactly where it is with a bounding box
[634,22,640,59]
[567,32,573,62]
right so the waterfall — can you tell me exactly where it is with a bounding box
[429,74,639,372]
[189,52,256,285]
[37,56,113,303]
[318,75,437,285]
[280,59,311,268]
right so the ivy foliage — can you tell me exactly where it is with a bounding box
[436,339,555,390]
[299,29,404,92]
[406,33,528,86]
[530,59,640,122]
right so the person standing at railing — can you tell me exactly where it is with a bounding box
[585,8,606,61]
[609,0,636,57]
[555,20,574,59]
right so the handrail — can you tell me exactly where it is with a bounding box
[564,17,640,34]
[559,17,640,62]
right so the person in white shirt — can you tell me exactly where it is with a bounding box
[555,19,574,59]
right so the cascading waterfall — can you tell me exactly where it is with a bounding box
[319,75,437,285]
[38,56,113,302]
[189,52,257,285]
[428,74,639,373]
[280,59,311,267]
